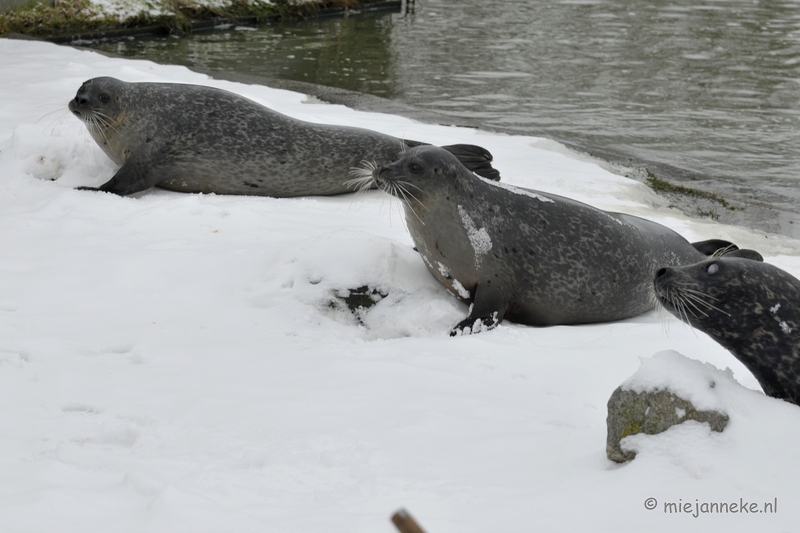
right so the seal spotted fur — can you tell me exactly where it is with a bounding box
[655,257,800,406]
[357,145,760,335]
[68,77,499,196]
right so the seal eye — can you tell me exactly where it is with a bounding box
[707,263,720,275]
[98,93,110,104]
[409,163,423,175]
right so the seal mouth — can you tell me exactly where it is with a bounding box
[67,99,85,119]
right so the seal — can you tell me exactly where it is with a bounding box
[654,257,800,406]
[354,145,761,335]
[67,77,499,196]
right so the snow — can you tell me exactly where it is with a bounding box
[456,205,492,263]
[2,37,800,532]
[478,174,555,203]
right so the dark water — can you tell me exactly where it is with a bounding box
[85,0,800,237]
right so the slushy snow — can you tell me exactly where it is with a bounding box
[1,38,800,532]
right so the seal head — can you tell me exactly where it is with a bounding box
[655,257,800,405]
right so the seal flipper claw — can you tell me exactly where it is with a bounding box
[449,284,508,336]
[449,312,502,337]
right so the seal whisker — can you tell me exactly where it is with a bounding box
[88,115,112,145]
[680,292,731,317]
[393,181,427,210]
[712,244,738,258]
[345,160,380,198]
[388,180,426,224]
[91,112,122,137]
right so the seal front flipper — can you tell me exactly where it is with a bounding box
[449,283,509,336]
[78,149,166,196]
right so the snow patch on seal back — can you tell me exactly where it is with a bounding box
[477,174,555,203]
[457,205,492,264]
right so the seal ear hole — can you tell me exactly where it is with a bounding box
[706,263,720,275]
[99,93,110,104]
[434,167,441,175]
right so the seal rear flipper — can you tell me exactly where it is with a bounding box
[449,284,508,336]
[691,239,738,256]
[722,249,764,262]
[440,144,501,182]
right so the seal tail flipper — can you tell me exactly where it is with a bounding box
[721,249,764,262]
[401,141,501,181]
[440,144,502,182]
[691,239,764,262]
[691,239,738,256]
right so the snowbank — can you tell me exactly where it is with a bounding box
[1,38,799,532]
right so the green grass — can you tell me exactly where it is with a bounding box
[644,169,736,211]
[0,0,118,36]
[0,0,364,38]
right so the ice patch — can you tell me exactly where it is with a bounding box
[770,303,781,314]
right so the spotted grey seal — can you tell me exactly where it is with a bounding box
[67,77,499,196]
[655,257,800,406]
[352,145,760,336]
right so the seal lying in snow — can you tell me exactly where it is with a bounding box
[655,257,800,406]
[352,145,761,335]
[68,77,499,196]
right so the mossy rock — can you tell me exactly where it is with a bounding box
[606,387,729,463]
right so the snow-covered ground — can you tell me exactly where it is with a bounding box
[1,38,800,533]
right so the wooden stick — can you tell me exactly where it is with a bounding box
[391,508,427,533]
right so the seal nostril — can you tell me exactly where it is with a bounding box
[655,267,667,278]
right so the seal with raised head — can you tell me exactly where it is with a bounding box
[67,77,499,196]
[353,145,760,335]
[654,257,800,406]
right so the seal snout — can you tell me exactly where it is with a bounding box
[375,165,392,181]
[68,94,89,117]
